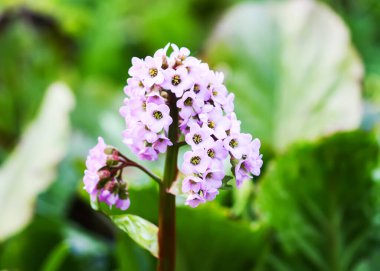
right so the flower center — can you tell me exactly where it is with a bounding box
[149,68,158,77]
[207,149,215,158]
[153,110,163,120]
[190,178,198,184]
[190,156,201,165]
[142,101,147,111]
[194,84,200,93]
[212,90,218,96]
[172,75,181,86]
[208,121,215,129]
[184,97,193,106]
[229,139,238,148]
[192,134,202,144]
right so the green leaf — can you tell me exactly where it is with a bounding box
[41,241,70,271]
[176,204,269,271]
[256,131,379,270]
[206,0,363,151]
[219,175,234,190]
[111,214,158,258]
[0,83,74,241]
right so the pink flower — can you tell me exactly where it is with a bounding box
[116,197,131,210]
[128,57,145,78]
[124,78,146,97]
[234,139,263,188]
[117,43,263,208]
[203,189,219,201]
[153,135,173,153]
[170,44,190,62]
[199,105,230,139]
[205,140,228,160]
[138,56,165,87]
[185,123,213,150]
[182,149,211,174]
[209,71,228,105]
[177,91,204,120]
[202,168,224,191]
[162,67,194,97]
[84,137,107,200]
[223,93,235,114]
[224,133,252,159]
[182,176,203,193]
[83,137,131,211]
[185,193,206,208]
[144,102,172,133]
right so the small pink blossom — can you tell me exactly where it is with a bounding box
[162,67,194,97]
[182,149,211,174]
[83,137,131,211]
[185,193,206,208]
[144,102,172,133]
[224,133,252,159]
[185,123,213,150]
[182,176,203,193]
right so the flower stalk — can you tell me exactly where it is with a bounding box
[158,92,178,271]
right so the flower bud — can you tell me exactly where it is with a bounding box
[106,150,120,166]
[98,169,111,180]
[104,179,118,192]
[104,146,115,155]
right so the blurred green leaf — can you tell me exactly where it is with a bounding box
[41,241,70,271]
[0,216,63,270]
[0,83,74,241]
[0,215,116,271]
[0,17,72,155]
[111,214,158,258]
[206,0,363,151]
[256,131,379,270]
[115,232,156,271]
[176,204,269,271]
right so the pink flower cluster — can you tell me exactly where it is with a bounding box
[120,43,263,208]
[84,137,131,210]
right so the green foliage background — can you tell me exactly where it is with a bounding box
[0,0,380,270]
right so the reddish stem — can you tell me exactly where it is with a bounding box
[157,93,178,271]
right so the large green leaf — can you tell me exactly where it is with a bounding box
[0,83,74,241]
[176,204,269,271]
[206,0,363,151]
[111,214,158,258]
[0,216,116,271]
[256,131,379,271]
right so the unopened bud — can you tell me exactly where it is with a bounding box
[104,147,115,155]
[111,150,119,160]
[104,180,118,192]
[160,90,169,99]
[118,182,129,200]
[98,169,111,180]
[106,158,118,166]
[106,150,120,166]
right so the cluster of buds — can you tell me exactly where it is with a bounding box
[119,43,263,208]
[83,137,131,210]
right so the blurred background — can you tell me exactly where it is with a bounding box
[0,0,380,270]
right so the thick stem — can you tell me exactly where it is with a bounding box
[158,93,178,271]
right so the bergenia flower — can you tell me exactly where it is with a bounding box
[144,102,172,133]
[116,43,263,208]
[83,137,131,210]
[162,67,194,97]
